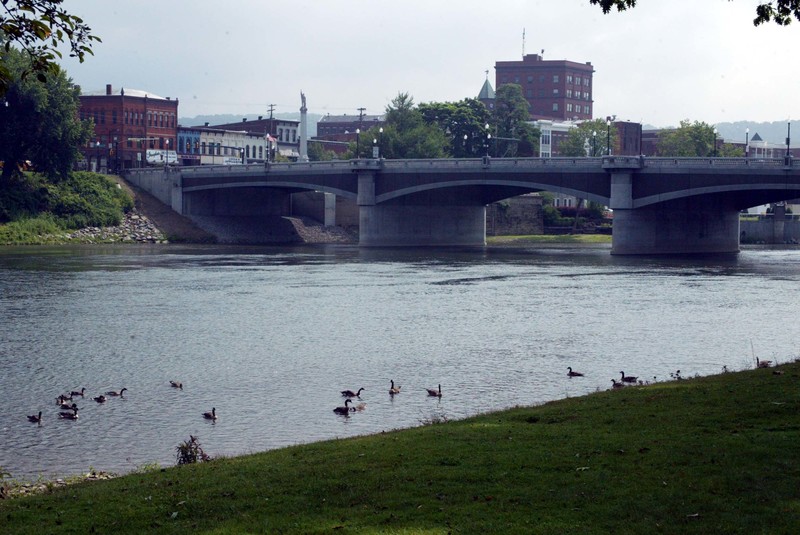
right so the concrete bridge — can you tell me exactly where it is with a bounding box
[125,156,800,254]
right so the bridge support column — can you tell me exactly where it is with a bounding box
[357,172,485,246]
[611,198,740,255]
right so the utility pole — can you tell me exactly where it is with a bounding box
[357,107,365,131]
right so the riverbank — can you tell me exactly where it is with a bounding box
[2,361,798,533]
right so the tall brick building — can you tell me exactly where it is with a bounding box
[495,53,594,121]
[78,84,178,171]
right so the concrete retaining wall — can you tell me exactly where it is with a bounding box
[124,169,172,205]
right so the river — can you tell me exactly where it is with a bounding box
[1,243,798,481]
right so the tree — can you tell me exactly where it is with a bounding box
[417,98,492,158]
[656,120,720,157]
[1,0,100,96]
[558,119,616,157]
[493,84,539,157]
[307,140,337,161]
[589,0,800,26]
[352,93,448,159]
[0,45,92,181]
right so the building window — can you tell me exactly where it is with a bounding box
[566,89,572,98]
[584,78,590,86]
[566,75,573,84]
[567,103,573,112]
[584,105,590,114]
[553,89,559,96]
[552,103,559,111]
[527,75,533,83]
[575,76,581,86]
[584,92,590,100]
[552,74,559,83]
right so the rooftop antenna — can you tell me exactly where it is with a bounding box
[522,28,525,58]
[485,69,489,80]
[541,49,545,59]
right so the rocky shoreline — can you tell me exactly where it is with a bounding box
[57,210,168,244]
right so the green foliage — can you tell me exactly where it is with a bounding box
[590,0,800,26]
[306,141,337,161]
[559,118,616,157]
[0,171,132,243]
[350,93,448,159]
[1,45,93,181]
[418,98,493,157]
[543,204,570,226]
[656,119,718,157]
[176,435,210,465]
[0,1,100,96]
[493,83,539,157]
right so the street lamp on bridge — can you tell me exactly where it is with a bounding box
[592,130,597,157]
[745,128,750,158]
[712,128,717,157]
[606,118,611,156]
[356,128,360,159]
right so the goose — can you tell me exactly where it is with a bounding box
[106,388,127,397]
[426,384,442,397]
[333,399,352,415]
[756,357,773,368]
[611,379,625,389]
[340,387,364,398]
[170,381,183,390]
[59,402,78,411]
[389,380,401,395]
[27,411,42,424]
[567,367,584,377]
[70,387,86,397]
[620,371,638,384]
[59,407,79,419]
[93,395,106,403]
[203,407,217,420]
[351,402,367,412]
[56,394,72,404]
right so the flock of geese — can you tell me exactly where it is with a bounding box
[26,381,219,425]
[332,380,443,416]
[567,367,643,388]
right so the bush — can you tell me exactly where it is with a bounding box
[176,435,211,465]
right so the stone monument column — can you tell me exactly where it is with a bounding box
[299,91,309,162]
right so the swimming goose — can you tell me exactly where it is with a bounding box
[27,411,42,423]
[170,381,183,390]
[426,384,442,397]
[59,407,79,419]
[351,402,367,412]
[106,388,127,397]
[56,394,72,404]
[70,387,86,397]
[620,371,638,384]
[389,380,401,395]
[93,395,106,403]
[611,379,625,389]
[333,399,352,415]
[59,402,78,411]
[203,407,217,420]
[567,367,584,377]
[341,387,364,398]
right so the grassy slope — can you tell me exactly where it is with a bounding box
[2,363,798,534]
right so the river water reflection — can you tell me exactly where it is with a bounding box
[1,243,799,480]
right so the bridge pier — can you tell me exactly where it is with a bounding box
[611,198,740,255]
[357,170,485,246]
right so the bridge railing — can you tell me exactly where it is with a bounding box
[643,157,790,169]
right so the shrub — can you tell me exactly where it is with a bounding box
[176,435,211,465]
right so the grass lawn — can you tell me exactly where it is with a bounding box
[2,362,798,534]
[488,234,612,246]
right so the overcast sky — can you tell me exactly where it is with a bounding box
[59,1,798,128]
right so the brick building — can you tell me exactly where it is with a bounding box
[494,53,594,121]
[78,84,178,171]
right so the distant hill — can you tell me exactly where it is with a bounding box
[646,121,797,146]
[180,113,324,137]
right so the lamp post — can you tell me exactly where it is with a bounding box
[95,141,101,172]
[712,128,717,157]
[378,127,384,158]
[786,122,791,157]
[164,138,170,167]
[356,128,360,158]
[240,147,245,165]
[485,123,491,157]
[592,130,597,157]
[745,127,749,158]
[606,118,611,156]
